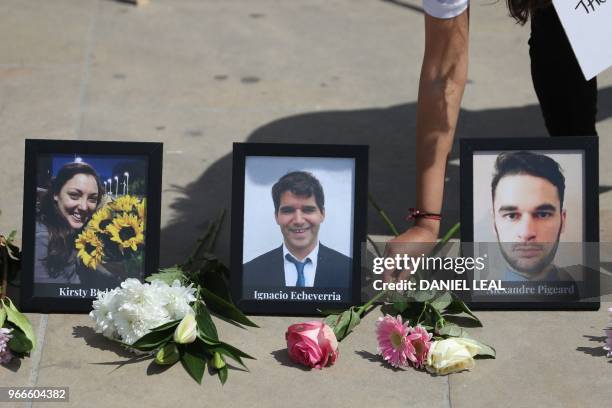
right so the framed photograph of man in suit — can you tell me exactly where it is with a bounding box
[231,143,368,315]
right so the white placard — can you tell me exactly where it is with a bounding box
[553,0,612,80]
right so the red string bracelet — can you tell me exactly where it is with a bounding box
[406,208,441,221]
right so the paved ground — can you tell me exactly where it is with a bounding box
[1,1,611,407]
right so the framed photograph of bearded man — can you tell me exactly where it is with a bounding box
[231,143,368,315]
[460,137,599,310]
[21,139,163,312]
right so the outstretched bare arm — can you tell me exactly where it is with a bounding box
[384,11,469,281]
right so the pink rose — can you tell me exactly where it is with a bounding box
[286,321,339,369]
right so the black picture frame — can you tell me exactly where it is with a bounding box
[460,136,599,310]
[231,143,368,315]
[21,139,163,313]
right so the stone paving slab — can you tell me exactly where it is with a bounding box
[29,311,450,408]
[1,1,612,407]
[0,0,94,66]
[450,303,612,408]
[2,305,612,408]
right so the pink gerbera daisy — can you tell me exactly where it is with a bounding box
[375,315,415,368]
[406,325,433,368]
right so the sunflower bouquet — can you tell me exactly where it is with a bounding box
[76,195,146,276]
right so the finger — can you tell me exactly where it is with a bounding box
[396,267,411,281]
[382,267,396,283]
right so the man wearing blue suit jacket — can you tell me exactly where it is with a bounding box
[243,171,352,289]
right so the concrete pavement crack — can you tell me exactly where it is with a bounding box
[25,313,48,408]
[75,0,101,139]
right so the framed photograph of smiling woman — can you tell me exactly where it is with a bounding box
[460,137,599,310]
[21,139,163,312]
[231,143,368,315]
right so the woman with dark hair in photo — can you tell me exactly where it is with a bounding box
[35,162,105,284]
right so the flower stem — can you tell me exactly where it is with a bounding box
[430,222,460,255]
[356,290,387,315]
[366,235,383,258]
[205,209,225,254]
[182,221,215,270]
[416,301,428,325]
[1,242,8,300]
[193,286,203,313]
[181,210,226,271]
[368,194,400,237]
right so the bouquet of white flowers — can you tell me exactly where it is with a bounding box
[90,278,196,345]
[89,211,256,385]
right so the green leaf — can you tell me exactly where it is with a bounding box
[3,298,36,350]
[217,341,254,360]
[437,323,469,338]
[410,290,437,303]
[392,300,408,314]
[181,346,207,384]
[131,330,173,351]
[324,307,361,342]
[195,306,219,341]
[470,339,496,359]
[435,317,445,333]
[431,292,453,311]
[149,319,181,332]
[446,293,482,326]
[452,332,496,358]
[200,266,232,304]
[317,308,346,315]
[209,342,254,369]
[218,366,228,385]
[8,328,33,353]
[202,337,254,370]
[146,267,186,285]
[0,307,6,327]
[197,333,221,346]
[200,287,258,328]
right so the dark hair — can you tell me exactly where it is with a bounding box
[491,151,565,209]
[507,0,551,25]
[271,171,325,214]
[38,162,104,276]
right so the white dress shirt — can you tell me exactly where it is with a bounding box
[283,242,319,287]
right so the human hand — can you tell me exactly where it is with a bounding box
[382,226,438,283]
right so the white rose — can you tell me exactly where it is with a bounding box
[426,338,481,375]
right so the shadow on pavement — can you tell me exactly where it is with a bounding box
[354,349,405,371]
[576,334,609,357]
[160,86,612,268]
[270,348,310,371]
[72,325,134,358]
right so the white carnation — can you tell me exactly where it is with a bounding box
[166,280,197,319]
[89,278,197,346]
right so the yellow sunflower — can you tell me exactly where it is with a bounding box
[106,213,144,252]
[75,229,105,269]
[109,195,140,213]
[89,207,113,234]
